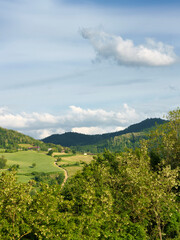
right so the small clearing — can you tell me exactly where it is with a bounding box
[55,154,94,177]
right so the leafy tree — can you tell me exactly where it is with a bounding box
[63,146,179,239]
[47,149,53,156]
[8,164,19,171]
[0,172,33,239]
[0,155,7,169]
[148,108,180,169]
[72,149,76,154]
[56,157,62,162]
[31,163,36,168]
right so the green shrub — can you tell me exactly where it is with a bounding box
[8,164,19,171]
[0,155,7,169]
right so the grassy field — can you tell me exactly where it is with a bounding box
[0,152,94,183]
[1,151,64,182]
[56,154,94,177]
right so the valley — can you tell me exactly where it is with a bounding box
[0,118,167,185]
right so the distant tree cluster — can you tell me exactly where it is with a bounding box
[31,171,64,186]
[71,132,147,153]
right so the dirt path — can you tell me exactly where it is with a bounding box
[54,160,68,188]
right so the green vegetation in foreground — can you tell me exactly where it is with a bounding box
[55,154,94,177]
[0,108,179,240]
[2,151,64,182]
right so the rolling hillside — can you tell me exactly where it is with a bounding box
[71,131,147,153]
[0,127,63,151]
[42,118,167,147]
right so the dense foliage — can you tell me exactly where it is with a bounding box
[71,132,148,153]
[0,110,179,239]
[148,109,180,170]
[31,171,64,186]
[0,155,7,169]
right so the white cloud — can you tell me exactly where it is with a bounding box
[0,105,144,138]
[72,126,126,135]
[34,128,65,139]
[115,126,126,131]
[0,108,58,130]
[72,127,106,135]
[68,104,139,126]
[28,112,58,124]
[81,29,176,67]
[0,108,30,128]
[0,114,28,128]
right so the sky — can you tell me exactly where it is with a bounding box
[0,0,179,139]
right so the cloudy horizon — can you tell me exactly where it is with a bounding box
[0,0,179,139]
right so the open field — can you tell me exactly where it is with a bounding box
[1,151,64,182]
[56,154,94,177]
[0,152,94,183]
[63,166,83,178]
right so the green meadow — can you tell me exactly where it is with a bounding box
[56,154,94,177]
[1,151,64,182]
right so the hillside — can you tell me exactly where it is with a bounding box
[71,131,147,153]
[0,127,62,151]
[42,118,167,147]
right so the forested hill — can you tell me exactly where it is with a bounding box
[42,118,167,147]
[0,127,60,151]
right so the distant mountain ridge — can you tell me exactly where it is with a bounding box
[42,118,167,147]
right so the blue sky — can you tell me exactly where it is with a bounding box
[64,0,180,6]
[0,0,179,139]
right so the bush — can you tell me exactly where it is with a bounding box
[8,164,19,171]
[32,172,64,186]
[72,150,76,154]
[47,149,53,156]
[0,155,7,169]
[56,157,62,162]
[31,163,36,168]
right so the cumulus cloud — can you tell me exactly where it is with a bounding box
[68,104,139,126]
[72,126,125,135]
[0,105,144,139]
[34,128,65,139]
[81,29,176,67]
[72,127,106,135]
[0,108,31,128]
[0,108,59,130]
